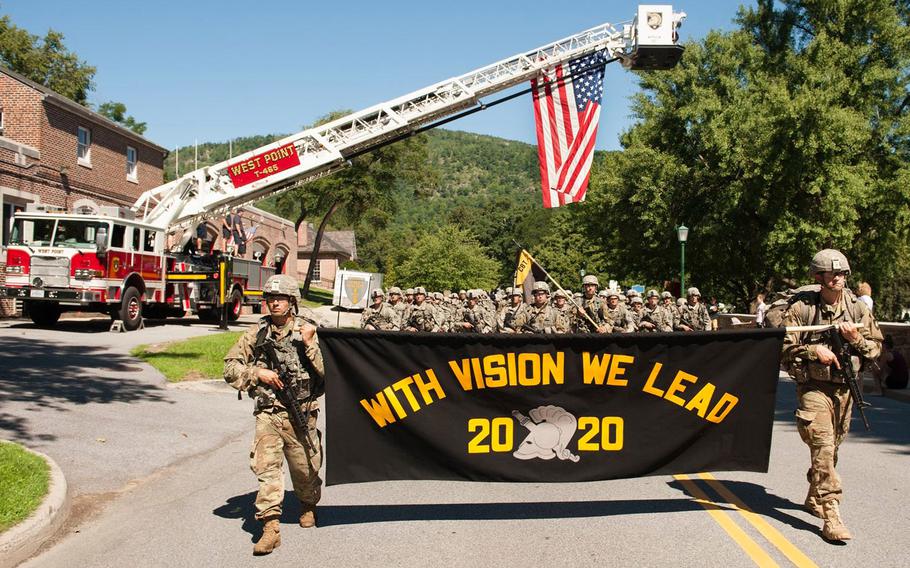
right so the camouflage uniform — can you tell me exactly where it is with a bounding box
[406,301,439,332]
[224,315,325,523]
[525,302,568,333]
[781,250,882,541]
[459,300,495,333]
[604,303,636,333]
[525,282,568,333]
[641,303,673,332]
[677,302,711,331]
[361,301,399,330]
[575,295,609,333]
[498,296,532,333]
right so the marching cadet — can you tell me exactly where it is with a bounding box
[553,289,576,331]
[405,288,415,305]
[499,287,532,333]
[604,288,636,333]
[404,287,439,332]
[662,292,681,331]
[629,295,644,329]
[458,290,494,333]
[576,275,610,333]
[429,292,451,332]
[781,249,882,542]
[223,274,324,555]
[525,281,569,333]
[677,287,711,331]
[458,289,468,304]
[640,290,673,332]
[361,289,399,330]
[387,286,407,327]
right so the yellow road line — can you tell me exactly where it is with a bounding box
[698,473,818,568]
[674,474,780,568]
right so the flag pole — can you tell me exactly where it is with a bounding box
[514,243,601,331]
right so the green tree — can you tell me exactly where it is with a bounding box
[98,101,147,135]
[272,110,437,295]
[389,224,499,291]
[0,15,95,103]
[580,0,910,315]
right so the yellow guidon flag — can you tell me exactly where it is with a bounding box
[515,249,533,289]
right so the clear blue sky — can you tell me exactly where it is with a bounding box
[4,0,744,151]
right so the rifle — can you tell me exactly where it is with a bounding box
[826,327,872,431]
[464,308,478,330]
[258,338,317,448]
[363,312,382,330]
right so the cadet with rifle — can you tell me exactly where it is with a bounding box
[224,274,325,555]
[781,249,882,543]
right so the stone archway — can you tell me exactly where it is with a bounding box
[72,199,100,215]
[248,237,270,264]
[273,244,290,274]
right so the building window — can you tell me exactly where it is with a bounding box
[126,146,137,181]
[77,126,92,166]
[0,107,4,136]
[312,260,321,282]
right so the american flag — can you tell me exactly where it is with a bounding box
[532,50,608,208]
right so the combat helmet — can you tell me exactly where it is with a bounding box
[687,287,701,297]
[582,275,599,286]
[532,281,550,294]
[810,249,851,275]
[647,289,660,299]
[263,274,301,301]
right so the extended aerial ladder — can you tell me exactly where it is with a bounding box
[134,5,686,233]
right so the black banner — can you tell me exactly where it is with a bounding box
[320,329,784,485]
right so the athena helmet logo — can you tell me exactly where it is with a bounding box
[512,405,580,462]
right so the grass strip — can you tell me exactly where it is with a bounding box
[0,441,50,533]
[131,331,244,382]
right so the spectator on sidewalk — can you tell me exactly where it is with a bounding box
[857,282,873,312]
[875,335,909,393]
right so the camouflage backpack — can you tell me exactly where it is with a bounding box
[763,284,861,328]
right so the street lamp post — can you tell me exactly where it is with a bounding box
[677,225,689,295]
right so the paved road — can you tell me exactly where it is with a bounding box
[3,317,908,567]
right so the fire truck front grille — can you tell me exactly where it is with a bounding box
[30,256,70,288]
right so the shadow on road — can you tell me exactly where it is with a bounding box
[213,490,724,534]
[774,379,910,454]
[0,336,173,442]
[667,478,819,535]
[5,316,249,335]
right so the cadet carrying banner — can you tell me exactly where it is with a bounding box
[320,328,784,485]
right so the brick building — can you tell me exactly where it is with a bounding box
[297,222,357,289]
[1,65,297,316]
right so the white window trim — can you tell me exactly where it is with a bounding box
[126,145,138,183]
[77,126,92,167]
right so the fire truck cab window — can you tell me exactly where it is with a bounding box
[52,220,106,248]
[132,227,141,251]
[144,230,156,252]
[111,224,126,248]
[10,218,54,247]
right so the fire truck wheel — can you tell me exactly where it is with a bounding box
[119,286,144,331]
[227,288,243,322]
[29,302,61,327]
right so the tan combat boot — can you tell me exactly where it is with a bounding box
[804,485,823,518]
[821,501,852,541]
[299,505,317,528]
[253,517,281,555]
